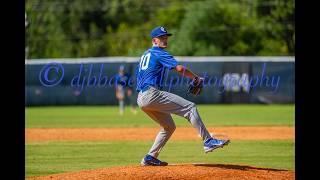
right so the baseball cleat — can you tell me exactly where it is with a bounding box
[140,154,168,166]
[204,138,230,153]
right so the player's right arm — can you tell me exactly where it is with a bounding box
[174,65,199,80]
[157,51,200,80]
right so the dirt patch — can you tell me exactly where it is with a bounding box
[26,164,294,180]
[26,126,294,142]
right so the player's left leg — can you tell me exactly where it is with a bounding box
[141,109,175,159]
[138,107,175,166]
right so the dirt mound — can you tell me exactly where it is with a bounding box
[26,164,294,180]
[26,126,294,142]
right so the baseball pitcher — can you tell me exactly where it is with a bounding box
[136,26,230,166]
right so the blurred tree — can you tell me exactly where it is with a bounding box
[256,0,295,55]
[26,0,73,58]
[170,0,258,55]
[25,0,294,58]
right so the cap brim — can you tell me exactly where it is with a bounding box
[153,33,173,38]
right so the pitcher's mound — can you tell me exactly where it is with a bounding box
[26,164,294,180]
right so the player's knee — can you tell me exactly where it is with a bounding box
[164,123,176,134]
[185,102,197,121]
[170,124,176,132]
[189,102,197,111]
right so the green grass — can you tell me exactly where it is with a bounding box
[25,140,294,177]
[25,104,295,128]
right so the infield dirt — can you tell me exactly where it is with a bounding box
[26,126,294,142]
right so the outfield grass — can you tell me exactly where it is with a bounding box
[25,140,294,177]
[25,104,295,128]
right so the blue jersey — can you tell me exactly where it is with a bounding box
[136,46,178,92]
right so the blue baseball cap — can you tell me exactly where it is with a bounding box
[150,26,172,38]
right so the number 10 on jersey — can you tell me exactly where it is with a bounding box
[139,53,151,71]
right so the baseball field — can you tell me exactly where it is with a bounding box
[25,104,295,180]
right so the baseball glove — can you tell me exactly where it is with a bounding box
[187,77,204,96]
